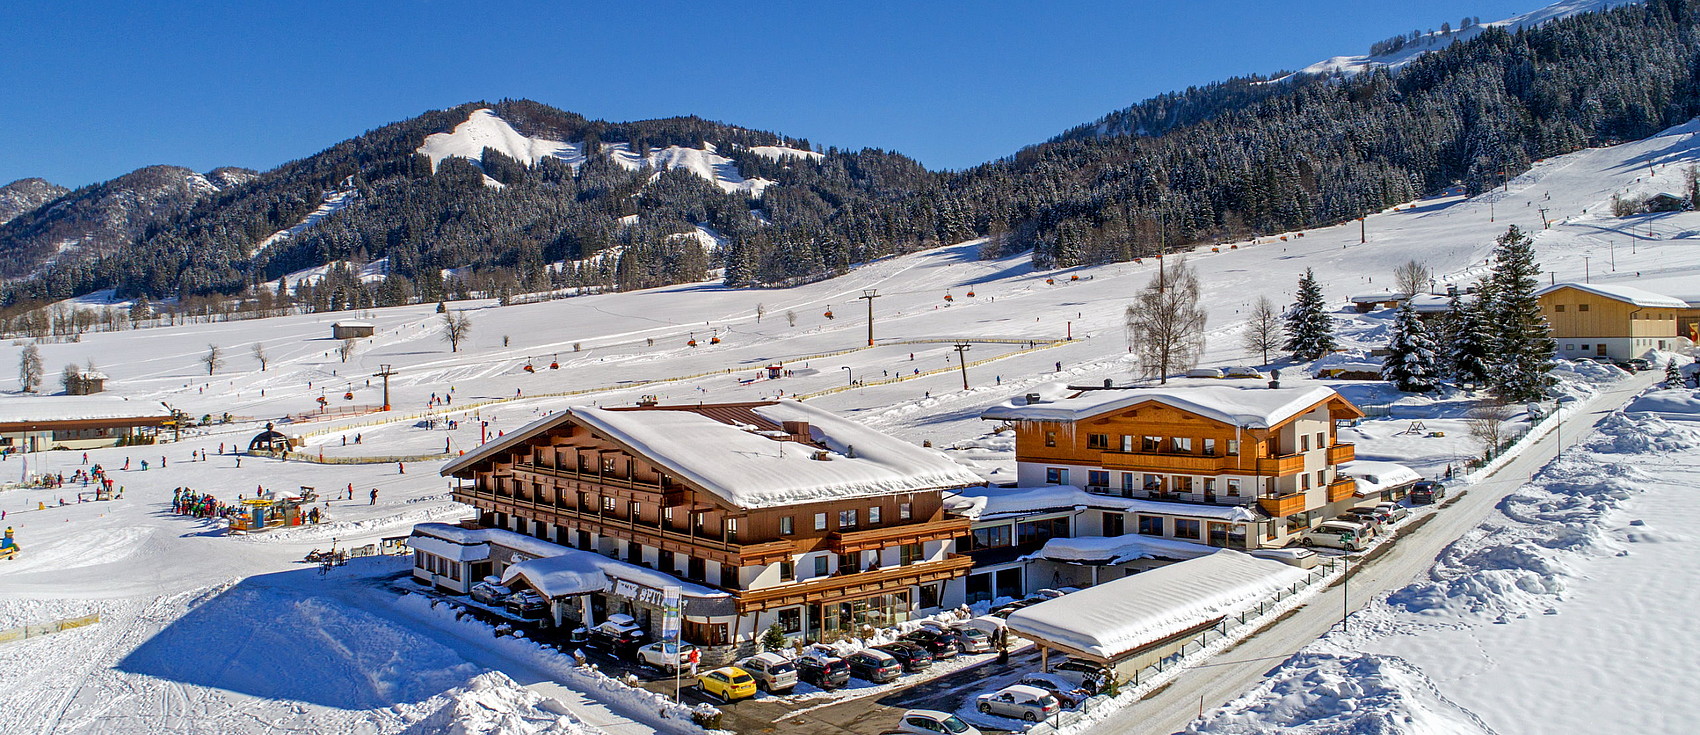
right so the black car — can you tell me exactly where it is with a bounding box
[873,642,934,673]
[588,614,646,652]
[901,628,962,659]
[796,653,852,689]
[845,650,902,683]
[1410,480,1446,505]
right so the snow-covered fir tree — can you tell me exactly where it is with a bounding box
[1382,301,1441,392]
[1284,268,1337,360]
[1444,285,1493,388]
[1486,226,1556,401]
[1666,359,1684,387]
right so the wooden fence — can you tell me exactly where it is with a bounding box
[0,613,100,645]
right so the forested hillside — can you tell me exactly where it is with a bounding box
[2,0,1696,313]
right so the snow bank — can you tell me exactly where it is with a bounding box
[400,671,600,735]
[1184,653,1494,735]
[1624,388,1700,422]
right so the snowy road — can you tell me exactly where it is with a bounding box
[1082,370,1661,735]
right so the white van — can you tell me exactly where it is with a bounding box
[1299,520,1371,551]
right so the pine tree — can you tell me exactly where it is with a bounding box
[1486,226,1556,401]
[1444,286,1493,388]
[1666,359,1684,388]
[1382,301,1441,392]
[1284,268,1337,360]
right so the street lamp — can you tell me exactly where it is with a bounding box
[841,366,853,386]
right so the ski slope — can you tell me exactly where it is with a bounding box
[3,117,1700,734]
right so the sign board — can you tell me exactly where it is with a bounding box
[661,586,682,643]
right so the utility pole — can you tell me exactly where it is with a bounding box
[1584,256,1591,284]
[1490,199,1495,223]
[1610,239,1616,271]
[1342,555,1350,633]
[858,289,880,346]
[1359,216,1366,244]
[373,364,396,411]
[1538,206,1550,229]
[953,343,971,390]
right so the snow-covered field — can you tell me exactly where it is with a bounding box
[3,107,1700,733]
[1187,386,1700,735]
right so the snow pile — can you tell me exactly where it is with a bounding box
[401,671,598,735]
[1624,388,1700,422]
[1183,652,1494,735]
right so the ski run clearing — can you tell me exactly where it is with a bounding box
[5,111,1700,735]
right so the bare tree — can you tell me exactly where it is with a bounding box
[755,303,767,323]
[1394,259,1432,298]
[338,338,358,363]
[17,344,42,392]
[251,342,269,371]
[60,363,80,393]
[1124,257,1207,384]
[1243,296,1281,366]
[785,309,797,327]
[202,344,223,375]
[441,311,472,353]
[1465,399,1515,461]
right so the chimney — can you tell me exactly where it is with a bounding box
[1025,393,1042,404]
[1103,378,1114,388]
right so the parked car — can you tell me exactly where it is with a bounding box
[1300,520,1372,551]
[737,652,798,693]
[990,600,1034,618]
[504,589,548,619]
[1185,367,1225,379]
[901,628,962,659]
[951,625,993,654]
[1615,357,1652,372]
[1224,366,1266,379]
[1048,658,1112,695]
[588,613,646,651]
[796,651,852,689]
[1016,673,1090,708]
[1374,502,1411,524]
[846,649,903,683]
[1341,507,1388,528]
[885,709,982,735]
[636,641,697,674]
[874,642,934,672]
[1410,480,1446,505]
[469,579,512,606]
[976,684,1061,722]
[696,666,758,701]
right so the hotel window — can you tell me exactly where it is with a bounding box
[1316,432,1326,448]
[780,516,794,535]
[779,560,795,581]
[1202,438,1216,456]
[778,607,802,634]
[1301,474,1311,490]
[1137,515,1164,536]
[659,549,675,573]
[1045,431,1057,447]
[1175,476,1194,493]
[1172,437,1193,453]
[900,542,923,566]
[1316,470,1326,487]
[838,553,858,573]
[1299,434,1310,452]
[725,517,739,539]
[1226,440,1240,455]
[1121,435,1134,452]
[1087,470,1110,488]
[602,496,617,512]
[1227,478,1242,496]
[720,565,739,588]
[839,509,858,529]
[1142,436,1162,452]
[1103,512,1125,537]
[1045,467,1069,485]
[869,506,882,525]
[1088,433,1109,449]
[970,524,1014,549]
[813,555,829,577]
[1174,519,1201,539]
[692,512,705,532]
[1578,303,1590,311]
[899,502,912,520]
[1204,478,1217,495]
[814,512,827,531]
[628,501,641,520]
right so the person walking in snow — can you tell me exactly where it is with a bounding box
[369,488,378,505]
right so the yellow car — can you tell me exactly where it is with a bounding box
[697,666,758,701]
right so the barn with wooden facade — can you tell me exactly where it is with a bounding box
[1536,282,1687,361]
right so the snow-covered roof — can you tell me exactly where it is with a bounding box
[1339,460,1420,497]
[1004,550,1309,662]
[1030,534,1224,565]
[1407,293,1472,313]
[1537,282,1689,309]
[1349,292,1406,303]
[0,396,171,426]
[332,320,374,328]
[412,523,726,599]
[981,384,1352,429]
[445,401,982,509]
[948,485,1260,522]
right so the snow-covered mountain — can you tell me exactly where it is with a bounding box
[1300,0,1643,77]
[0,178,69,226]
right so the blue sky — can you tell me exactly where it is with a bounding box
[3,0,1542,187]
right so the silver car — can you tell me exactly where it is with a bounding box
[737,652,798,693]
[976,684,1061,722]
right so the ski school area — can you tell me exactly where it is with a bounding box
[0,118,1695,735]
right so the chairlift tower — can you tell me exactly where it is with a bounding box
[373,364,396,411]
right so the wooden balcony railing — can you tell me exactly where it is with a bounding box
[1258,491,1308,518]
[1326,477,1357,503]
[1100,451,1236,473]
[829,517,970,554]
[736,554,976,613]
[1326,443,1356,465]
